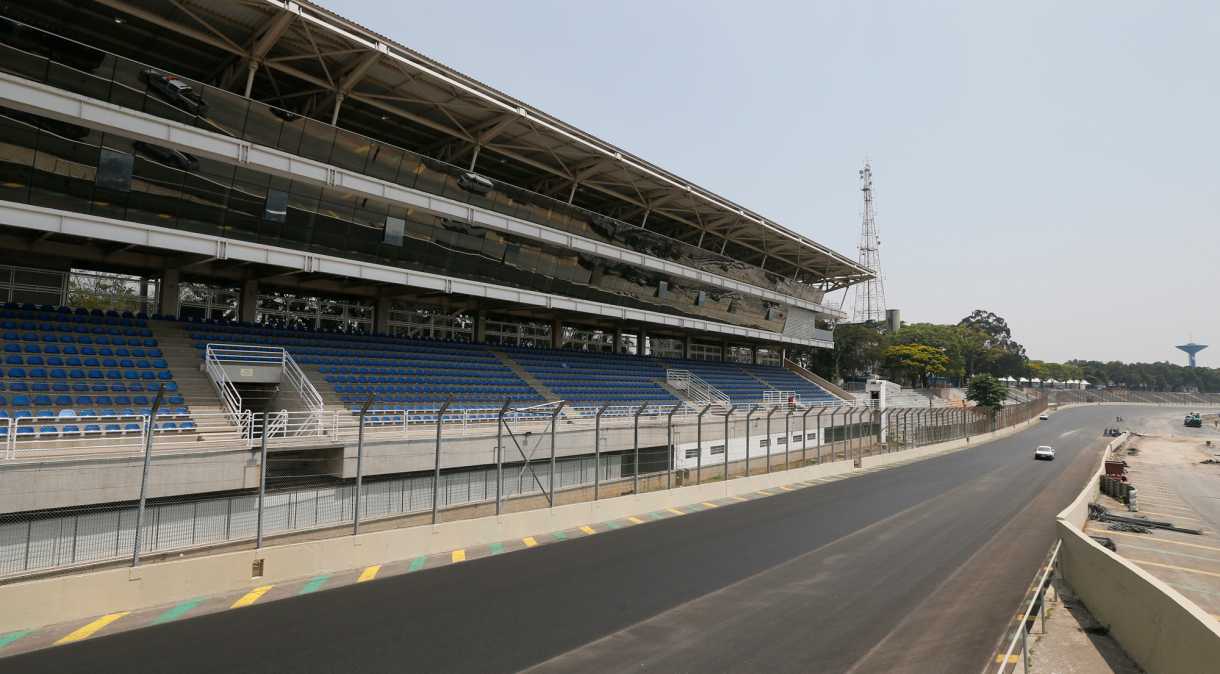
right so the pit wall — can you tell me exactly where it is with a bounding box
[1056,434,1220,674]
[0,413,1032,634]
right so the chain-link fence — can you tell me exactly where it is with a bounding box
[0,397,1047,580]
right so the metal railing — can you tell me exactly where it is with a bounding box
[204,343,325,433]
[666,369,730,409]
[762,390,798,406]
[0,394,962,462]
[203,343,244,429]
[0,396,1049,580]
[995,541,1060,673]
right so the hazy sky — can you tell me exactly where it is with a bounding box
[330,0,1219,366]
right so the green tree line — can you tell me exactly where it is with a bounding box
[805,308,1216,392]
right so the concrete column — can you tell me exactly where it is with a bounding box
[683,335,692,360]
[752,346,759,365]
[474,310,488,343]
[374,296,392,335]
[721,339,729,362]
[551,318,562,349]
[239,279,259,323]
[614,328,623,354]
[158,268,179,318]
[639,326,649,356]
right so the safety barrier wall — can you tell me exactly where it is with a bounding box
[1056,435,1220,674]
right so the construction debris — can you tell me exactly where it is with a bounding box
[1107,522,1151,534]
[1089,503,1203,536]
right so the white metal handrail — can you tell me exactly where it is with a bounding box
[666,369,730,409]
[762,390,798,406]
[280,349,324,414]
[206,343,325,434]
[204,343,244,428]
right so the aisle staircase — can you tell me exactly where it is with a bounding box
[149,320,245,440]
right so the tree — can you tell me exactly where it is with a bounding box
[882,343,949,388]
[831,322,889,380]
[957,309,1028,377]
[967,373,1008,412]
[894,322,990,383]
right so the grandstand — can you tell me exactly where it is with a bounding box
[0,1,875,515]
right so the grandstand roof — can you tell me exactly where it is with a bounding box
[22,0,871,288]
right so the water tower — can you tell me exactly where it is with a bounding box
[1177,342,1208,368]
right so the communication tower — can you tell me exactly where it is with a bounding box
[851,160,887,323]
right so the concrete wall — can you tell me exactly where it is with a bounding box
[1057,435,1220,674]
[0,447,260,512]
[0,414,1025,633]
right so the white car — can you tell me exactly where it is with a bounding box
[1039,413,1049,421]
[1034,445,1056,460]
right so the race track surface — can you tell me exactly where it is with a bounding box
[1,405,1150,674]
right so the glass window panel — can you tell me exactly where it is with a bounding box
[96,148,133,192]
[383,216,404,247]
[263,189,288,223]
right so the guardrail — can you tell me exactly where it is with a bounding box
[995,541,1060,673]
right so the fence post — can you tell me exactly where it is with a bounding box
[815,408,826,463]
[873,408,882,453]
[667,406,678,490]
[745,407,756,476]
[802,407,813,465]
[549,401,566,507]
[696,405,711,485]
[496,400,510,515]
[353,393,373,535]
[765,407,777,473]
[255,411,269,548]
[724,405,736,481]
[633,403,648,494]
[594,403,608,501]
[132,387,164,567]
[783,409,791,470]
[431,398,453,524]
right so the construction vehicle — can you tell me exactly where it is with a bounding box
[1185,412,1203,428]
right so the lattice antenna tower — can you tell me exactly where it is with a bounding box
[851,160,887,323]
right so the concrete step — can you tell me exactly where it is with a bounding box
[149,320,239,433]
[490,350,558,401]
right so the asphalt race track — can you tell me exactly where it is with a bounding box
[1,405,1156,674]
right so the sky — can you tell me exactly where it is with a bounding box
[329,0,1220,366]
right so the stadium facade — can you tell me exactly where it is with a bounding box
[0,1,889,544]
[0,0,867,361]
